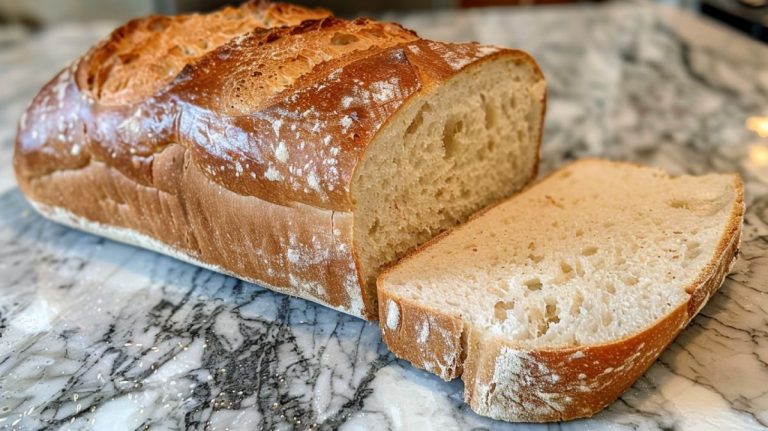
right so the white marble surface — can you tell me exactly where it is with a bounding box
[1,2,768,430]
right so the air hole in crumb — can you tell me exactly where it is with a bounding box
[684,241,702,262]
[524,278,542,291]
[601,282,616,294]
[528,253,544,263]
[529,309,545,336]
[486,139,496,152]
[553,262,575,284]
[484,97,499,129]
[570,291,584,316]
[531,299,560,336]
[581,246,598,256]
[574,260,585,277]
[623,275,639,286]
[494,300,515,322]
[560,262,573,274]
[368,219,380,235]
[575,228,584,237]
[545,302,560,326]
[406,104,430,135]
[441,118,464,158]
[668,199,688,209]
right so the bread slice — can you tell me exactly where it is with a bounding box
[377,159,744,422]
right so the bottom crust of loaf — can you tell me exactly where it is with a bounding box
[27,199,358,316]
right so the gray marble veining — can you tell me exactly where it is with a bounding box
[0,2,767,430]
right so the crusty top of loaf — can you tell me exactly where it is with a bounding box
[85,1,331,106]
[15,1,539,211]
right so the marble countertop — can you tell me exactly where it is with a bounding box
[1,2,767,430]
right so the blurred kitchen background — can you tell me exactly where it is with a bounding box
[0,0,766,42]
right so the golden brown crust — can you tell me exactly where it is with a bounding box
[379,296,466,380]
[81,1,332,106]
[14,2,545,320]
[378,162,745,421]
[19,144,366,315]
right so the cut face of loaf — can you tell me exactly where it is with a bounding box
[353,54,545,296]
[14,1,546,319]
[378,159,744,422]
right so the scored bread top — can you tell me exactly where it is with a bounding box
[84,2,332,106]
[15,1,536,212]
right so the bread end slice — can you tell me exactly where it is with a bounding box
[378,159,744,421]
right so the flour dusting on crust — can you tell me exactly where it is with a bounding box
[386,299,400,330]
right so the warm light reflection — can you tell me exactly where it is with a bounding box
[749,145,768,167]
[747,116,768,138]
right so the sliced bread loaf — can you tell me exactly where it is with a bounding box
[377,159,744,422]
[15,1,546,319]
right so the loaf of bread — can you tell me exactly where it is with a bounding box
[13,1,546,319]
[378,159,744,421]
